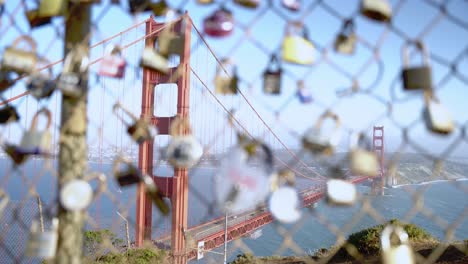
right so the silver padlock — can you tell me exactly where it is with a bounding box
[214,58,238,95]
[401,41,432,91]
[381,225,415,264]
[26,58,56,100]
[360,0,392,23]
[166,117,203,169]
[140,45,169,74]
[113,102,158,144]
[26,218,59,259]
[263,54,282,95]
[19,108,52,155]
[326,178,357,206]
[59,172,106,211]
[0,189,9,219]
[334,19,356,55]
[57,46,89,98]
[423,92,454,135]
[1,35,38,74]
[302,111,342,155]
[349,132,379,177]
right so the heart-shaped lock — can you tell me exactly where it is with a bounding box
[381,225,415,264]
[38,0,66,18]
[282,21,315,65]
[203,7,234,38]
[25,218,59,259]
[296,80,313,103]
[0,104,20,124]
[326,178,357,206]
[302,111,342,155]
[360,0,392,23]
[349,132,379,177]
[0,189,9,219]
[98,44,127,78]
[282,0,300,11]
[234,0,260,9]
[269,185,301,223]
[401,41,432,91]
[334,19,357,55]
[18,108,52,155]
[113,156,170,215]
[113,102,158,144]
[214,58,238,95]
[1,35,38,74]
[158,18,185,58]
[26,58,56,100]
[423,91,454,135]
[57,45,89,98]
[263,54,282,95]
[59,172,106,211]
[166,117,203,169]
[140,44,169,74]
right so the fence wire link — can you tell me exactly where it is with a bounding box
[0,0,467,264]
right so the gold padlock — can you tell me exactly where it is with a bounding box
[158,21,185,58]
[234,0,260,9]
[25,8,52,29]
[1,35,38,74]
[282,21,315,65]
[334,19,356,55]
[360,0,392,22]
[19,108,52,155]
[423,91,454,135]
[214,58,238,95]
[113,102,158,144]
[401,41,432,90]
[302,111,342,155]
[349,132,379,177]
[149,0,169,16]
[140,45,169,74]
[38,0,66,17]
[381,225,415,264]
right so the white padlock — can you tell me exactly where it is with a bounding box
[19,108,52,155]
[26,218,59,259]
[59,173,106,211]
[381,225,415,264]
[269,186,301,223]
[326,179,356,206]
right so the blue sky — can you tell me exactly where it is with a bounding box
[1,0,468,159]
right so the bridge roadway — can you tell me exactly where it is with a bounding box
[154,176,370,260]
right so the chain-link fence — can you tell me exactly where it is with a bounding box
[0,0,467,263]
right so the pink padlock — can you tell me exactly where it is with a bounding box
[98,44,126,78]
[203,7,234,38]
[282,0,300,11]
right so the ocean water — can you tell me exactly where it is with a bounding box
[0,159,466,263]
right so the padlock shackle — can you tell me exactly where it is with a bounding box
[29,108,52,131]
[402,40,430,66]
[104,44,123,56]
[285,21,309,40]
[169,116,192,136]
[314,110,341,130]
[112,102,139,126]
[341,19,355,35]
[11,35,37,53]
[63,46,89,73]
[380,225,410,250]
[349,132,371,150]
[265,54,282,73]
[216,57,237,76]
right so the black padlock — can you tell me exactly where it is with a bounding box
[263,54,282,95]
[401,41,432,90]
[0,71,15,93]
[0,105,20,124]
[128,0,152,14]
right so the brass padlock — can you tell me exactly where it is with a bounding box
[401,41,432,90]
[381,225,415,264]
[158,23,184,58]
[1,35,38,74]
[113,157,170,215]
[18,108,52,155]
[282,21,315,65]
[166,117,203,169]
[349,132,379,177]
[214,58,238,95]
[140,45,169,74]
[334,19,357,55]
[0,104,20,124]
[326,178,357,206]
[423,91,454,135]
[60,172,106,211]
[57,46,89,98]
[302,111,342,155]
[38,0,66,17]
[27,58,56,100]
[0,189,9,219]
[26,8,52,29]
[25,218,59,259]
[360,0,392,22]
[113,102,158,144]
[234,0,260,9]
[263,54,282,95]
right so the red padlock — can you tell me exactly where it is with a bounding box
[98,44,126,78]
[203,7,234,38]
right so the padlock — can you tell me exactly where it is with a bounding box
[60,173,106,211]
[2,144,30,165]
[282,22,315,65]
[234,0,260,9]
[334,19,357,55]
[0,71,15,93]
[401,41,432,90]
[214,58,238,95]
[197,0,214,4]
[128,0,152,13]
[263,54,282,95]
[166,117,203,169]
[0,104,20,124]
[282,0,300,11]
[158,23,184,58]
[203,7,234,38]
[148,0,169,16]
[302,111,342,155]
[423,92,454,135]
[237,134,274,174]
[140,45,169,74]
[326,179,356,206]
[269,186,301,223]
[57,46,89,98]
[18,108,52,155]
[26,9,52,29]
[360,0,392,23]
[38,0,66,17]
[26,59,56,100]
[1,36,38,74]
[25,218,58,259]
[0,189,9,219]
[269,168,295,191]
[113,102,158,144]
[381,225,415,264]
[98,44,127,78]
[296,80,313,103]
[349,132,379,177]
